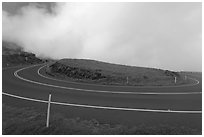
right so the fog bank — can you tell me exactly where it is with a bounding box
[2,2,202,71]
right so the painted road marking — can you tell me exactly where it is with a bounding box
[38,64,200,89]
[2,92,202,114]
[14,65,201,95]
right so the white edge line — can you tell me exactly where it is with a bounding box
[14,64,202,95]
[39,64,200,88]
[2,92,202,114]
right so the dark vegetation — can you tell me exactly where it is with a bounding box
[3,104,201,135]
[49,62,106,80]
[46,59,187,86]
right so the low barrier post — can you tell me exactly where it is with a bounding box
[46,93,52,128]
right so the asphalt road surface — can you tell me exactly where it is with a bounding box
[2,64,202,129]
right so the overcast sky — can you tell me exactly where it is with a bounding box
[2,2,202,71]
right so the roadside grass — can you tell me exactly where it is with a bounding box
[2,104,201,135]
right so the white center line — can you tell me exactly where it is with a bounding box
[2,92,202,114]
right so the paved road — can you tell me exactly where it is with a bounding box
[2,64,202,129]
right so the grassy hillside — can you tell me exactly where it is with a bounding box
[2,41,44,67]
[2,41,23,55]
[3,104,200,135]
[2,53,43,67]
[46,59,187,86]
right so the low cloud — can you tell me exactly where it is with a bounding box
[2,2,202,71]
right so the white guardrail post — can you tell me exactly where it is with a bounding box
[46,93,52,128]
[174,77,177,84]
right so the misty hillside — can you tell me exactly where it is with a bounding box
[46,59,182,86]
[2,41,43,67]
[2,41,23,55]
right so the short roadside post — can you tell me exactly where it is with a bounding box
[126,76,129,84]
[46,93,52,128]
[174,77,177,84]
[185,75,187,80]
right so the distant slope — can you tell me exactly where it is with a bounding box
[46,59,186,86]
[2,41,23,55]
[2,41,43,67]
